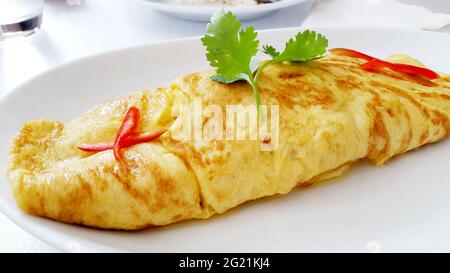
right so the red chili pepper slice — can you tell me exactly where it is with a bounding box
[113,107,140,169]
[360,58,392,72]
[387,62,439,80]
[361,59,440,80]
[329,48,439,80]
[77,107,167,169]
[329,48,377,61]
[77,142,113,152]
[77,129,167,153]
[123,129,167,147]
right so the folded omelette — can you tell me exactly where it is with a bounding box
[8,54,450,230]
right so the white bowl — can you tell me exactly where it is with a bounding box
[131,0,310,21]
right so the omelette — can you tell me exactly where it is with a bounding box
[8,54,450,230]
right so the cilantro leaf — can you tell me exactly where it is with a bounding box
[256,30,328,83]
[201,11,329,116]
[201,11,259,83]
[210,73,249,84]
[201,11,261,112]
[268,30,328,63]
[262,45,280,58]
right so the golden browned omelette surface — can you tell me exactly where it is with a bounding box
[8,55,450,230]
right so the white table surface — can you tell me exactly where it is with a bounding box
[0,0,449,252]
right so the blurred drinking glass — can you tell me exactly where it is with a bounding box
[0,0,44,42]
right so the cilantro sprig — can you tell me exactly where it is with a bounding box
[201,11,261,109]
[257,30,328,82]
[201,11,329,113]
[262,31,328,63]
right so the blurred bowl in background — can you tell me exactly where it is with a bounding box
[0,0,44,42]
[130,0,311,21]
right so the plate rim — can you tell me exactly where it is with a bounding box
[1,27,450,252]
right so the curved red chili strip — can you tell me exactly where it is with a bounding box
[123,129,167,147]
[113,107,140,169]
[329,48,377,61]
[77,129,167,153]
[361,59,440,80]
[389,63,439,80]
[360,59,389,72]
[330,48,439,80]
[77,108,168,171]
[77,142,113,152]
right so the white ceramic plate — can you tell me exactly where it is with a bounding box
[1,28,450,252]
[131,0,309,21]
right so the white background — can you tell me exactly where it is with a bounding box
[0,0,449,252]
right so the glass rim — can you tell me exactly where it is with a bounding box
[0,0,44,25]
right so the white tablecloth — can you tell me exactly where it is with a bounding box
[0,0,449,252]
